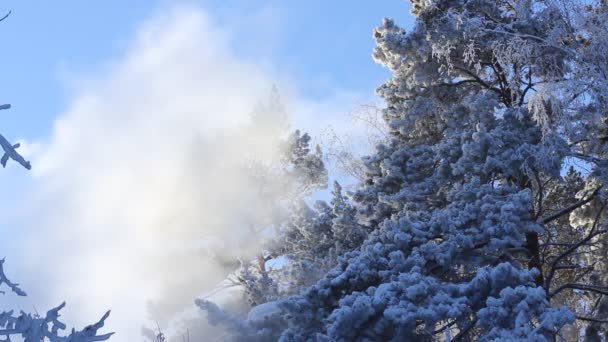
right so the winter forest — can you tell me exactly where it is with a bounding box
[2,0,608,341]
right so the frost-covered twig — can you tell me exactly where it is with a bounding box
[0,11,10,23]
[0,258,26,296]
[0,302,113,341]
[481,28,578,57]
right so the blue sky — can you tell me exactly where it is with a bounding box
[0,1,414,340]
[0,0,412,141]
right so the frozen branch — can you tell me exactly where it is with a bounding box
[0,258,26,296]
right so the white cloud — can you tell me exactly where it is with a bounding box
[10,5,278,341]
[2,3,377,341]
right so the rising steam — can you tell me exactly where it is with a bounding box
[10,5,302,341]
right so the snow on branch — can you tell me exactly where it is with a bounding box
[0,258,26,296]
[0,302,113,341]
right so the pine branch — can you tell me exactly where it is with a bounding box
[538,186,602,224]
[452,65,504,96]
[575,315,608,324]
[544,201,607,291]
[481,28,578,57]
[550,283,608,298]
[0,258,26,296]
[0,11,10,23]
[438,79,484,87]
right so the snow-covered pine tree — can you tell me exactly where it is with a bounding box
[198,91,373,328]
[548,3,608,339]
[235,128,332,304]
[270,181,369,298]
[200,0,608,340]
[216,89,331,308]
[267,6,574,338]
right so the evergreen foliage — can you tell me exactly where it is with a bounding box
[200,0,608,340]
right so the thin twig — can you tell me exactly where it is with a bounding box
[0,11,11,23]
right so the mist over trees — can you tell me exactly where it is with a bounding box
[195,0,608,341]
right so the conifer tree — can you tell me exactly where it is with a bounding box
[200,0,608,340]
